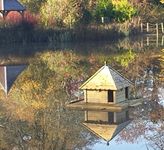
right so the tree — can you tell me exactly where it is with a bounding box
[40,0,86,28]
[20,0,46,13]
[93,0,136,22]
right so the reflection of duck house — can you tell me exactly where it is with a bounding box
[83,110,131,142]
[67,65,134,111]
[0,65,26,93]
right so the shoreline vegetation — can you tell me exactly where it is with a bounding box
[0,0,163,44]
[0,22,126,44]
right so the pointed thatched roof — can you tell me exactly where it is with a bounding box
[80,65,132,90]
[83,120,131,141]
[0,0,25,11]
[0,65,26,93]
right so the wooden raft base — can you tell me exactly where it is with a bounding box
[66,98,143,112]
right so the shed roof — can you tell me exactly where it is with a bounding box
[82,120,131,141]
[80,65,132,90]
[0,0,25,11]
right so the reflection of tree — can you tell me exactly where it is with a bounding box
[115,49,164,150]
[1,51,86,120]
[32,107,96,149]
[0,51,97,149]
[117,110,164,150]
[0,106,96,149]
[117,89,164,150]
[112,49,136,67]
[0,47,163,149]
[145,123,164,150]
[116,119,147,143]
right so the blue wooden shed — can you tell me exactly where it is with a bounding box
[0,0,25,18]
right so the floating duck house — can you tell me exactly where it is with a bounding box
[82,110,131,142]
[80,65,132,104]
[66,65,143,111]
[0,65,26,94]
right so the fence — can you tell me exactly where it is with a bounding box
[140,35,164,47]
[140,23,164,35]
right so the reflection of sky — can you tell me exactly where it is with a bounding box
[84,119,161,150]
[90,137,153,150]
[158,88,164,106]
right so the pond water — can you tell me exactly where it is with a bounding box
[0,35,163,150]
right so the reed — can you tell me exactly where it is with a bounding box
[0,21,127,44]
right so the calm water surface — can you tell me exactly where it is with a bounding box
[0,36,163,150]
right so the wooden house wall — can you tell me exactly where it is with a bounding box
[85,111,109,122]
[115,89,126,103]
[84,90,108,103]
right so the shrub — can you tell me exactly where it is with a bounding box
[79,9,93,25]
[93,0,136,23]
[5,11,23,24]
[23,11,39,26]
[93,0,114,21]
[112,0,137,22]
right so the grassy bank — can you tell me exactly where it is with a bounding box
[0,21,127,44]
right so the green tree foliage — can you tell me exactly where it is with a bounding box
[112,0,136,22]
[93,0,114,21]
[93,0,136,22]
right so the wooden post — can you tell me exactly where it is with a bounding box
[162,36,164,46]
[156,36,159,47]
[141,23,143,33]
[113,91,116,103]
[138,17,141,26]
[156,23,159,36]
[141,36,143,48]
[146,36,149,46]
[101,17,104,24]
[161,23,164,33]
[146,23,149,33]
[86,90,88,103]
[156,23,159,47]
